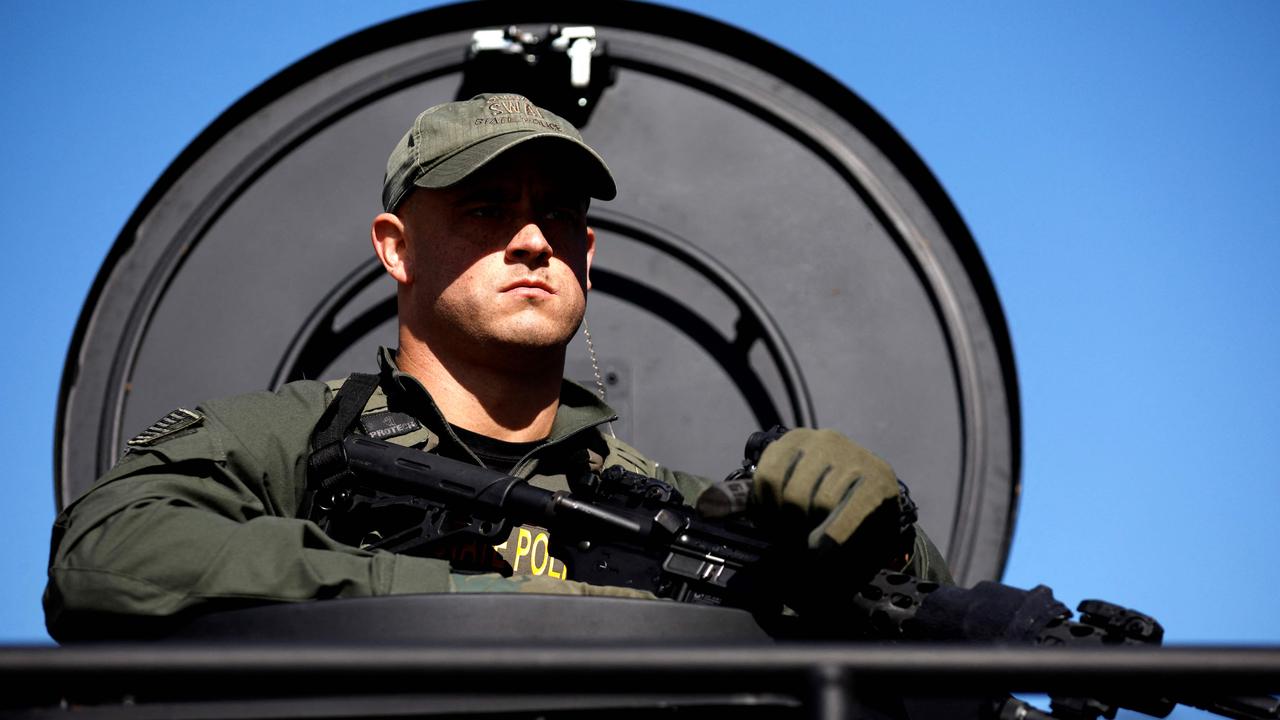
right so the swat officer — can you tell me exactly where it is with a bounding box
[44,94,950,641]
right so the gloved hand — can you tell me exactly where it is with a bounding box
[751,427,901,552]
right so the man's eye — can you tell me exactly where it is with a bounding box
[468,206,502,218]
[546,208,583,222]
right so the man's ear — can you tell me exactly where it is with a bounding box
[584,226,596,291]
[371,212,411,284]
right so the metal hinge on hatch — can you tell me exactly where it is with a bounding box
[459,25,614,127]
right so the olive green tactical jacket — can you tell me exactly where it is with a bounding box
[45,348,950,641]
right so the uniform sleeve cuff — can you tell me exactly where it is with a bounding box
[376,552,453,595]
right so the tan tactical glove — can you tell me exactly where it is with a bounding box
[751,427,901,552]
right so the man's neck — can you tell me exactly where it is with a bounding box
[394,337,564,442]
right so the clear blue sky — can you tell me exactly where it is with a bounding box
[3,3,1279,714]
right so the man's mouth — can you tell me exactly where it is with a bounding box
[502,278,555,295]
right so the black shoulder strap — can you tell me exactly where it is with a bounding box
[306,372,381,493]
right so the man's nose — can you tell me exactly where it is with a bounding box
[505,223,553,264]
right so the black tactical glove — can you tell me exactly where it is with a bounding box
[751,428,901,552]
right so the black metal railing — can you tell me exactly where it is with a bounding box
[4,644,1278,719]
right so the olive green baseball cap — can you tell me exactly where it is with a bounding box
[382,93,616,212]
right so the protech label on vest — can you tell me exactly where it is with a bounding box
[358,411,422,441]
[127,408,204,447]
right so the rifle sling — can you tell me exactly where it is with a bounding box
[306,372,381,494]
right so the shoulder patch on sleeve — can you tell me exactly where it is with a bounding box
[127,408,205,447]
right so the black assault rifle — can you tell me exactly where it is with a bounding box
[305,432,1278,720]
[308,433,784,610]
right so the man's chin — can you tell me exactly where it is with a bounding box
[485,322,579,355]
[499,306,582,342]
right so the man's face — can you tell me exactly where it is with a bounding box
[396,143,596,362]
